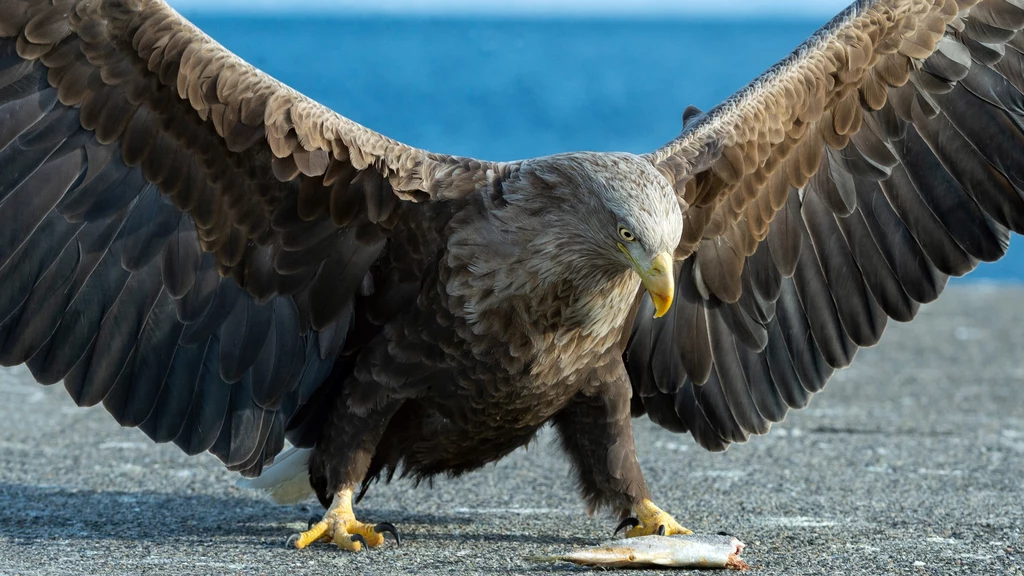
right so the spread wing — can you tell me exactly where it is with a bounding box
[627,0,1024,450]
[0,0,507,474]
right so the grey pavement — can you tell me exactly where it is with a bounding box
[0,285,1022,576]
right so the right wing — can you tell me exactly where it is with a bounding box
[0,0,510,475]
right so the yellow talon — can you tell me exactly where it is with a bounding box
[620,499,693,538]
[289,487,399,551]
[292,520,330,549]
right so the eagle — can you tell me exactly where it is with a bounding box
[1,0,1021,551]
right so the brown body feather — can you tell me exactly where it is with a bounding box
[312,155,672,512]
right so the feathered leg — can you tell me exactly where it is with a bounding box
[291,390,403,551]
[554,381,691,537]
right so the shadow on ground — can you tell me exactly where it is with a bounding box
[0,483,590,548]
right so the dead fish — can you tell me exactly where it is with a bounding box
[530,534,749,570]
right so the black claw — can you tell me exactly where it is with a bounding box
[307,516,321,529]
[657,525,666,536]
[614,517,641,535]
[374,522,401,547]
[350,534,368,549]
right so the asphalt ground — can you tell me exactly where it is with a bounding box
[0,285,1021,576]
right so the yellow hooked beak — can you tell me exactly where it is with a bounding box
[640,252,675,318]
[619,245,675,318]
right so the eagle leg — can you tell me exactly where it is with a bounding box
[616,499,693,538]
[554,381,692,538]
[289,487,400,551]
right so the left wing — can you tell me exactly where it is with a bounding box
[626,0,1024,450]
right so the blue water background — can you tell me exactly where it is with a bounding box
[184,14,1023,282]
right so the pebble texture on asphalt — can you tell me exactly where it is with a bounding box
[0,286,1021,575]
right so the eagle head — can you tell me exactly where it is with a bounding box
[516,152,683,318]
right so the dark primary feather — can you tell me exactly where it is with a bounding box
[631,0,1024,451]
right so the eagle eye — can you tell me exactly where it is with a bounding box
[618,226,636,242]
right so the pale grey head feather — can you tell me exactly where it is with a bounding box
[444,150,684,337]
[512,151,683,273]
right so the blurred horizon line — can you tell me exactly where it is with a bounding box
[166,0,853,18]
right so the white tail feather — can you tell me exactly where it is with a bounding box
[236,446,315,504]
